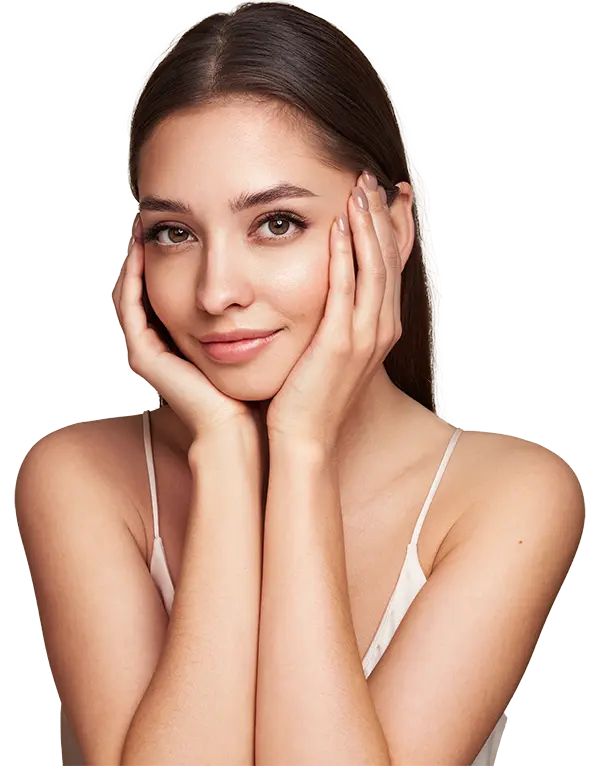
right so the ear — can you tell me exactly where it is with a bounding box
[388,181,414,271]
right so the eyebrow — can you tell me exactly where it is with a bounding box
[139,182,319,215]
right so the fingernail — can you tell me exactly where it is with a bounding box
[132,214,143,242]
[336,214,349,235]
[352,186,369,211]
[362,170,378,191]
[379,186,387,206]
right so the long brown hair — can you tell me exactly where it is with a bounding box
[129,1,436,412]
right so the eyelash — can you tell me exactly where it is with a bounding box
[142,210,309,248]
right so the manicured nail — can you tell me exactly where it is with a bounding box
[132,215,143,243]
[362,170,378,191]
[352,186,369,211]
[379,186,387,206]
[337,214,349,234]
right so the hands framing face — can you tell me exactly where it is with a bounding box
[265,171,412,449]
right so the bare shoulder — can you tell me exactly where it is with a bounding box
[21,411,145,456]
[457,429,585,507]
[15,411,173,764]
[436,428,586,570]
[18,413,149,559]
[366,429,585,765]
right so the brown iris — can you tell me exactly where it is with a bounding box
[267,218,290,236]
[165,227,189,243]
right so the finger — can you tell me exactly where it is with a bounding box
[112,236,134,316]
[112,240,131,327]
[119,235,148,344]
[348,182,387,339]
[322,214,354,352]
[357,172,402,341]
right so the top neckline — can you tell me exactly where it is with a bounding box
[143,410,463,624]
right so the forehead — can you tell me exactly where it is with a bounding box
[137,99,333,195]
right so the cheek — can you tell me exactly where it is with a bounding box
[272,252,330,329]
[144,268,189,325]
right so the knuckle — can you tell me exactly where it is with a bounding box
[354,213,372,232]
[127,349,142,373]
[382,246,399,265]
[125,337,140,361]
[357,340,375,358]
[386,326,402,352]
[378,316,393,334]
[368,196,387,214]
[355,330,376,355]
[380,326,396,351]
[331,336,351,356]
[338,276,355,295]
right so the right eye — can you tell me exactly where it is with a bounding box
[143,224,196,247]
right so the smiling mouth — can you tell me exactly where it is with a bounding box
[200,329,282,362]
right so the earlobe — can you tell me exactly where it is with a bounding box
[390,181,415,270]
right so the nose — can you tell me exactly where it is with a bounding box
[194,244,255,315]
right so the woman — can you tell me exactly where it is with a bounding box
[15,2,585,764]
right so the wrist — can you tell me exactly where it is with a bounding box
[188,423,262,468]
[267,432,335,463]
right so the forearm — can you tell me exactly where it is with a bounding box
[121,426,263,766]
[255,438,390,766]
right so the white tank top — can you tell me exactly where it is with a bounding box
[143,410,508,764]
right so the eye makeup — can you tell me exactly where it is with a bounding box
[142,209,310,248]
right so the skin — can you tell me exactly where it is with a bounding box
[137,97,445,504]
[17,91,584,766]
[43,96,583,766]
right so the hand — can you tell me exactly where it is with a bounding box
[112,215,261,442]
[265,172,410,449]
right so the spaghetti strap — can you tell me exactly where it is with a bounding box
[409,427,463,547]
[142,410,161,540]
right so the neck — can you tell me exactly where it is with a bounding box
[333,366,424,485]
[158,364,426,480]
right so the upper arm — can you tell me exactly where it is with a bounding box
[15,427,170,765]
[367,443,585,766]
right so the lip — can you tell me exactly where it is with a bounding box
[199,328,277,343]
[200,329,282,363]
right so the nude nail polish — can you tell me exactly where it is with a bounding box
[352,186,369,211]
[362,170,378,191]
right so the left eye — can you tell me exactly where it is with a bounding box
[255,213,306,240]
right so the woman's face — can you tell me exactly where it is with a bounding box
[137,98,357,401]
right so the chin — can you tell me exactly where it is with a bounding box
[203,370,285,403]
